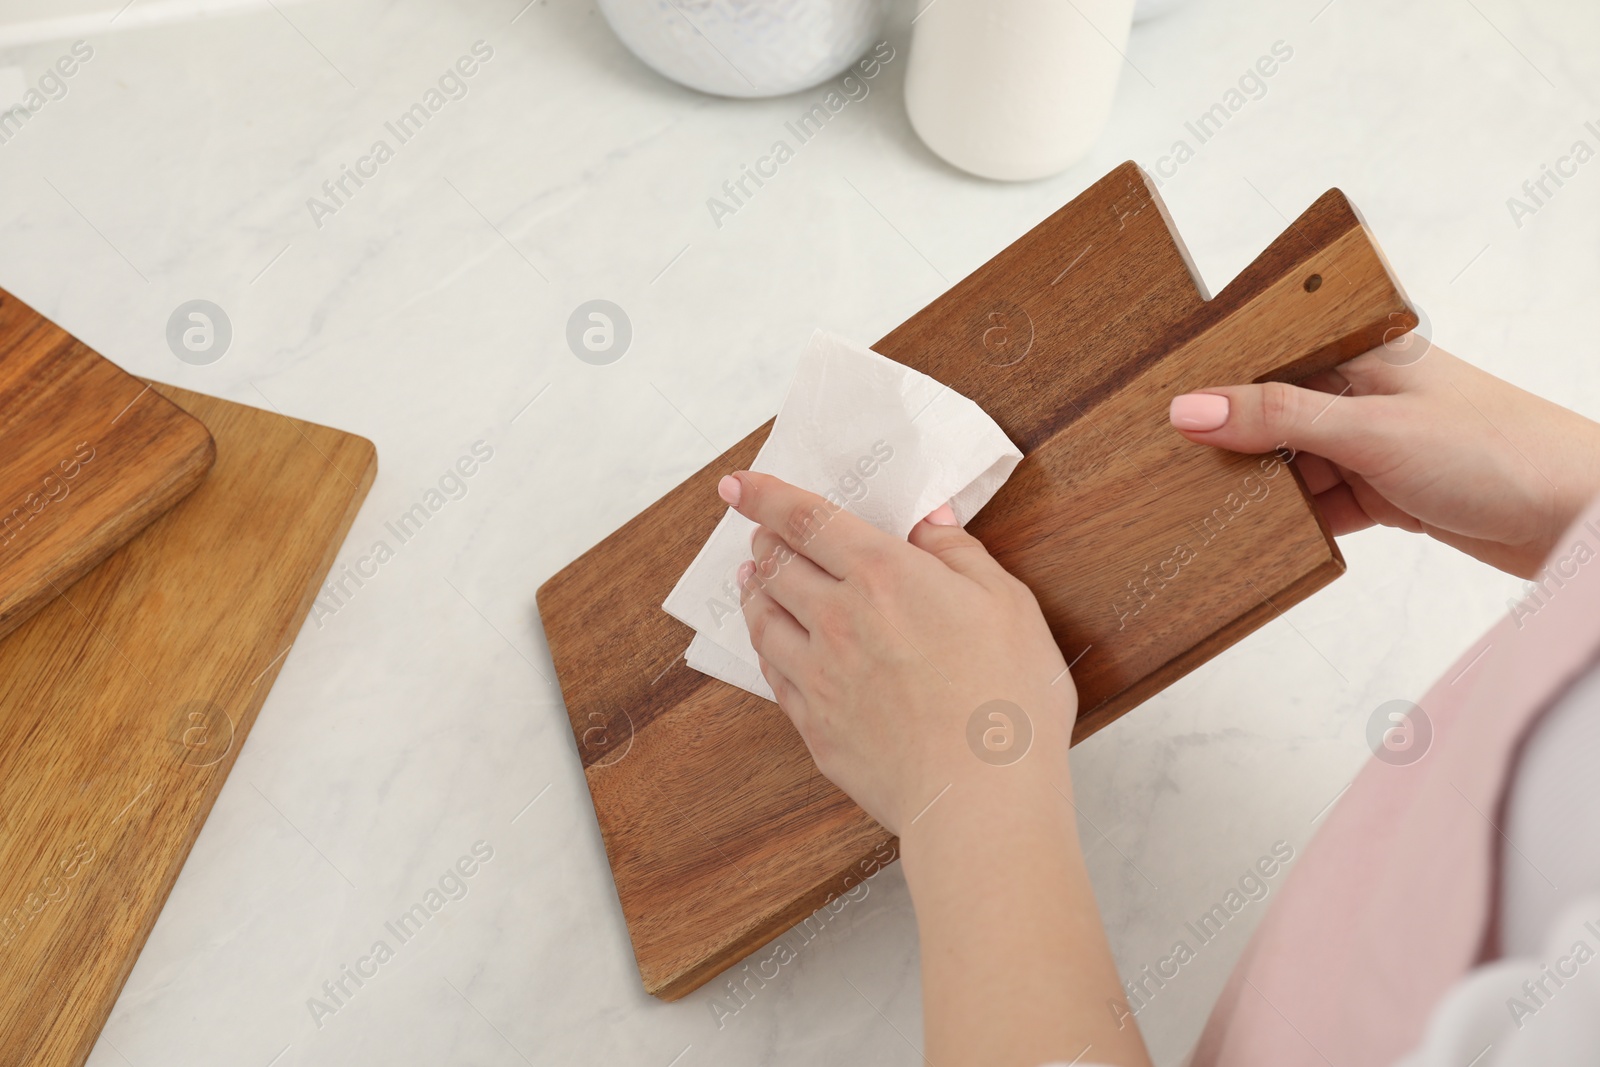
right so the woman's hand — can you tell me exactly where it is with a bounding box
[719,469,1153,1067]
[718,469,1074,835]
[1168,344,1600,578]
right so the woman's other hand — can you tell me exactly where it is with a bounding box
[1168,345,1600,578]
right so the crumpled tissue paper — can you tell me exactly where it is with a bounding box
[661,329,1023,701]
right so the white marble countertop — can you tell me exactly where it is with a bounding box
[0,0,1594,1063]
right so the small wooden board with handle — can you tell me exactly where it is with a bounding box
[537,161,1416,999]
[0,383,375,1067]
[0,288,216,640]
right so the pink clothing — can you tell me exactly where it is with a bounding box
[1190,501,1600,1066]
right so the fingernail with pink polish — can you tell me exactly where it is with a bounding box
[718,474,742,506]
[924,503,959,527]
[1170,393,1230,431]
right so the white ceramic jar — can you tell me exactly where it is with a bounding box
[1135,0,1191,21]
[904,0,1137,181]
[597,0,890,98]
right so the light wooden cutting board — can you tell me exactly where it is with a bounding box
[0,383,376,1067]
[0,288,216,641]
[538,161,1417,999]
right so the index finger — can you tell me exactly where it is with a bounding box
[717,470,889,580]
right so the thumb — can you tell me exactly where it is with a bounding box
[907,503,1004,581]
[1169,381,1385,470]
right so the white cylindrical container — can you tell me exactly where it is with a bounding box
[904,0,1137,181]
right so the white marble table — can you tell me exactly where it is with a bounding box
[0,0,1592,1063]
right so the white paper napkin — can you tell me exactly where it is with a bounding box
[661,329,1023,702]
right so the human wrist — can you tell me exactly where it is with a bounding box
[1556,417,1600,531]
[898,743,1077,893]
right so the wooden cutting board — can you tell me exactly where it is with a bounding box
[0,383,375,1067]
[537,162,1416,999]
[0,289,216,640]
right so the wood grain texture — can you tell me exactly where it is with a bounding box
[0,383,375,1067]
[537,162,1417,1000]
[0,289,216,640]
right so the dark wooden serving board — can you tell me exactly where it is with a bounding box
[0,288,216,640]
[0,383,375,1067]
[537,162,1415,999]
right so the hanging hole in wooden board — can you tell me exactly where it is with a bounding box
[1304,274,1323,292]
